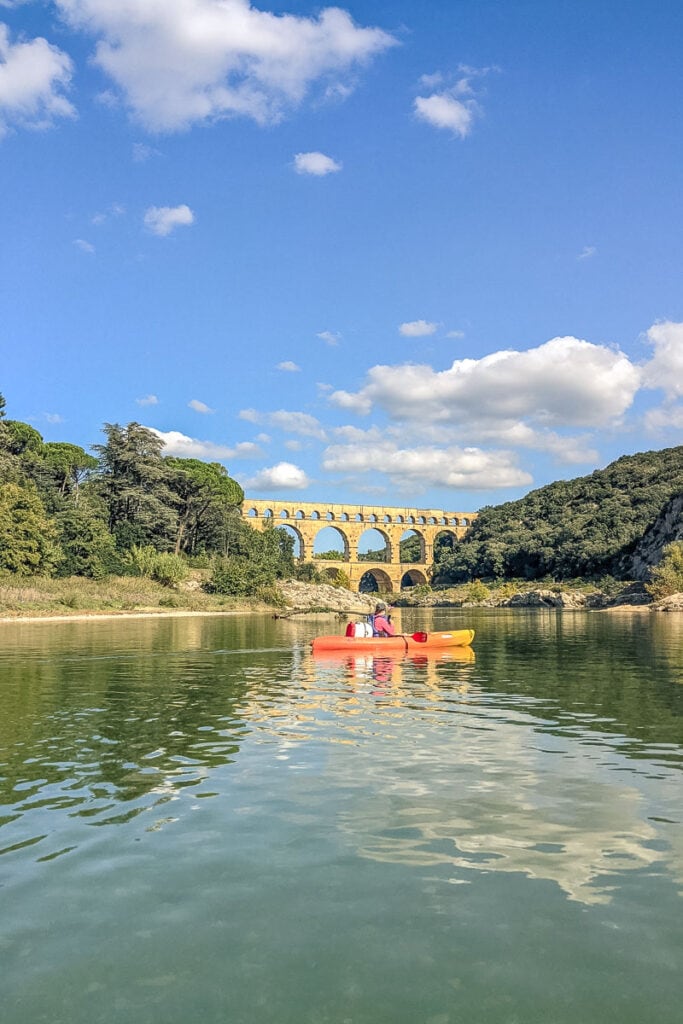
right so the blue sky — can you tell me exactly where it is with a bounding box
[2,0,682,515]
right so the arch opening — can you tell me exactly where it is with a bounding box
[357,527,390,563]
[312,525,349,560]
[276,524,303,559]
[401,569,428,590]
[359,568,393,594]
[399,529,424,563]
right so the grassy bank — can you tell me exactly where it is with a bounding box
[0,573,267,619]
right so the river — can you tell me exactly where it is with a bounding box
[1,608,682,1024]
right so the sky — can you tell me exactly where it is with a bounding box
[1,0,683,516]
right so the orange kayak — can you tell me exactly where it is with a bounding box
[310,629,475,654]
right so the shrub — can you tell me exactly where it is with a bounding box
[330,569,350,589]
[121,545,188,587]
[646,542,683,600]
[466,579,490,603]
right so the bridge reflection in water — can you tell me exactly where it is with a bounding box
[242,499,477,592]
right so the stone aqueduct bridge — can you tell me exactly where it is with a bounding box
[243,499,478,592]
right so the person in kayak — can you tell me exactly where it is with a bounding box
[371,601,395,637]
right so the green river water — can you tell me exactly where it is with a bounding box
[1,608,682,1024]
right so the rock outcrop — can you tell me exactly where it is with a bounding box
[624,493,683,580]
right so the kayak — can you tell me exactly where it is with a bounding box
[312,645,476,665]
[310,628,475,654]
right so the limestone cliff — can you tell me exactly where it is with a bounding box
[624,493,683,580]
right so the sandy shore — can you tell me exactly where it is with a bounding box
[0,608,254,625]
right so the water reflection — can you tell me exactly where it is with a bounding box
[1,612,681,912]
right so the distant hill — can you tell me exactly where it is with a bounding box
[623,493,683,580]
[434,446,683,582]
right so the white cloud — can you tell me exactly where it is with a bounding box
[149,428,260,460]
[188,398,214,414]
[0,23,76,137]
[144,204,194,236]
[54,0,396,132]
[578,245,596,260]
[447,330,465,339]
[284,439,302,451]
[294,151,342,176]
[136,394,159,406]
[240,408,327,440]
[399,319,438,337]
[317,330,340,346]
[44,412,64,424]
[644,402,683,434]
[414,67,493,138]
[642,321,683,400]
[414,91,476,137]
[328,336,641,431]
[322,439,531,492]
[246,461,310,491]
[277,360,300,372]
[73,238,95,253]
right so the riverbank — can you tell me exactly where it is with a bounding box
[0,573,679,623]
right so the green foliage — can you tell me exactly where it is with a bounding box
[0,483,62,575]
[399,533,421,562]
[646,542,683,600]
[465,579,490,603]
[296,562,324,583]
[330,569,351,589]
[315,549,344,560]
[165,457,244,555]
[434,446,683,583]
[358,546,389,562]
[120,545,189,587]
[53,501,118,578]
[93,422,177,550]
[207,520,295,595]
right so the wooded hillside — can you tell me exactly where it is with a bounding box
[433,446,683,582]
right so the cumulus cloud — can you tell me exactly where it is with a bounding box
[294,151,342,175]
[277,360,300,372]
[246,461,310,491]
[0,23,76,138]
[54,0,396,132]
[399,319,438,337]
[322,438,531,492]
[328,337,641,431]
[239,408,327,440]
[149,428,260,460]
[188,398,214,414]
[414,67,493,138]
[642,321,683,400]
[136,393,159,406]
[144,204,194,236]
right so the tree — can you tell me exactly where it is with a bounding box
[92,423,177,549]
[0,483,62,575]
[53,500,117,577]
[165,457,244,555]
[42,442,98,500]
[646,542,683,600]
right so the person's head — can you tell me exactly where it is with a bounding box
[375,601,388,615]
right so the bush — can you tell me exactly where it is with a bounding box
[330,569,350,589]
[208,556,274,596]
[121,545,188,587]
[646,542,683,600]
[466,579,490,603]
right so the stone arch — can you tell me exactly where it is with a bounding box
[295,510,305,519]
[340,512,349,521]
[401,568,428,589]
[247,507,258,518]
[310,510,320,519]
[319,565,342,583]
[263,508,273,518]
[358,567,393,593]
[434,528,457,552]
[325,511,334,520]
[279,509,289,518]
